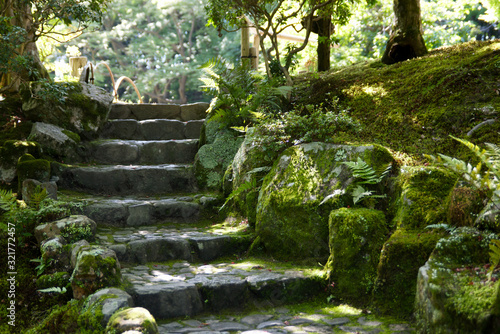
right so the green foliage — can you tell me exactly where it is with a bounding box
[200,57,291,130]
[254,97,361,156]
[31,257,55,277]
[61,0,239,103]
[31,79,70,105]
[428,136,500,226]
[343,158,391,205]
[38,286,67,294]
[488,239,500,281]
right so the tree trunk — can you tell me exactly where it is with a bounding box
[317,17,333,72]
[0,0,49,93]
[381,0,427,65]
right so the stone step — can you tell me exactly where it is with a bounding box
[53,164,197,196]
[95,225,252,264]
[109,102,209,121]
[123,261,323,320]
[156,305,416,334]
[86,139,199,165]
[100,119,204,141]
[65,194,220,227]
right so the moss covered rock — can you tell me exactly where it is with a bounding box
[16,154,50,194]
[0,140,40,184]
[71,245,121,300]
[21,82,113,139]
[194,129,244,191]
[40,236,71,273]
[256,143,394,260]
[393,166,457,229]
[325,207,389,302]
[106,307,159,334]
[415,227,500,333]
[85,288,134,327]
[371,228,445,318]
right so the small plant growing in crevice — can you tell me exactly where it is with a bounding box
[343,158,392,206]
[488,239,500,282]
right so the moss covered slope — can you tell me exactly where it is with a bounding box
[293,40,500,160]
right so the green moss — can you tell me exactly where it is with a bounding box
[17,157,51,192]
[325,208,389,304]
[106,307,159,334]
[393,166,457,229]
[62,130,81,143]
[371,228,445,318]
[292,40,500,161]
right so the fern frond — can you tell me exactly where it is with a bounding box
[0,189,17,212]
[38,286,67,294]
[219,178,258,212]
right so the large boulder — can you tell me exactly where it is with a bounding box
[27,122,82,162]
[106,307,159,334]
[22,82,113,139]
[71,245,121,300]
[256,143,394,260]
[415,227,500,333]
[0,140,40,184]
[325,208,389,302]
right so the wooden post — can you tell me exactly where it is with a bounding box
[252,33,260,70]
[241,25,250,66]
[69,57,88,77]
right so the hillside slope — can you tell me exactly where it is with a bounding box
[293,40,500,162]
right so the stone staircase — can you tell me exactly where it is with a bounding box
[53,102,323,327]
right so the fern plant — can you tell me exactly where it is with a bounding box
[343,158,392,205]
[427,136,500,224]
[0,189,17,212]
[199,57,291,130]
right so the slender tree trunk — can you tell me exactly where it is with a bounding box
[382,0,427,64]
[317,17,332,72]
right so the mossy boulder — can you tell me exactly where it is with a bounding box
[325,207,389,302]
[415,227,500,333]
[256,142,394,260]
[35,215,97,245]
[21,82,113,139]
[371,228,445,318]
[71,245,121,300]
[228,128,279,226]
[27,122,82,162]
[0,140,40,184]
[16,154,50,194]
[40,236,71,273]
[392,166,457,229]
[85,288,134,327]
[194,128,244,191]
[106,307,159,334]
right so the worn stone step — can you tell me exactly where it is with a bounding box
[100,119,204,140]
[109,102,209,121]
[95,225,252,264]
[87,139,199,165]
[123,261,322,320]
[65,194,220,227]
[53,164,197,196]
